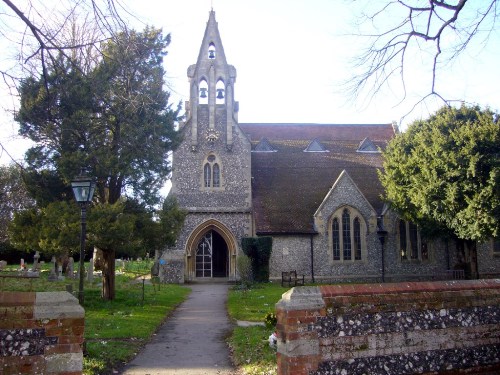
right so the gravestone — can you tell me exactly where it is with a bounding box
[87,257,94,282]
[48,256,58,281]
[33,251,40,271]
[58,265,65,280]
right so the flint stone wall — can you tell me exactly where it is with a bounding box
[0,291,84,375]
[159,252,185,284]
[276,280,500,375]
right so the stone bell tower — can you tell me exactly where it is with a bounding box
[185,9,238,151]
[166,10,252,282]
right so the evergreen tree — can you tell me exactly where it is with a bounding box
[15,27,182,299]
[380,105,499,277]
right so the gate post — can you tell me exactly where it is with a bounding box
[275,286,325,375]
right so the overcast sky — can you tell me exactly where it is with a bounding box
[1,0,499,164]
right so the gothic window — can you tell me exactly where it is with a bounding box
[204,163,211,187]
[199,79,208,104]
[342,209,351,259]
[354,218,362,260]
[213,164,220,187]
[330,207,366,262]
[208,43,216,59]
[398,220,429,261]
[202,154,222,190]
[332,218,340,260]
[216,79,225,104]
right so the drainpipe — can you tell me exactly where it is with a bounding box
[310,234,315,283]
[377,216,388,283]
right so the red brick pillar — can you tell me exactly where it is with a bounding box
[275,286,325,375]
[0,291,85,374]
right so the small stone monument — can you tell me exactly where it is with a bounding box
[87,257,94,282]
[48,256,58,281]
[20,258,25,271]
[33,251,40,271]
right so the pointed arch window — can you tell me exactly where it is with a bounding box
[213,163,220,187]
[332,218,340,260]
[354,218,361,260]
[199,79,208,104]
[216,79,225,104]
[342,209,351,259]
[204,163,211,187]
[330,207,366,262]
[398,220,430,261]
[208,43,216,59]
[202,154,223,190]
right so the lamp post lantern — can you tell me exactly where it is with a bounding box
[71,173,96,305]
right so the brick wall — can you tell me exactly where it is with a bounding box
[0,292,84,375]
[276,280,500,375]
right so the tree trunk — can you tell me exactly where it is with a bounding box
[101,248,116,300]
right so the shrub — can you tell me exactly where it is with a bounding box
[236,253,253,288]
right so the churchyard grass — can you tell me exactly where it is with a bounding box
[0,261,190,375]
[227,282,288,375]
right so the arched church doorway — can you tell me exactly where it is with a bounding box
[195,230,228,277]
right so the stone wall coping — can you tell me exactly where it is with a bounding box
[276,286,325,311]
[34,292,85,320]
[319,279,500,297]
[0,292,36,306]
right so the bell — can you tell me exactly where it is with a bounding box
[199,87,207,98]
[208,50,215,59]
[216,88,224,99]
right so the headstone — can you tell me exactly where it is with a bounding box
[48,256,58,281]
[20,258,25,271]
[67,257,74,279]
[0,260,7,270]
[33,251,40,271]
[87,257,94,282]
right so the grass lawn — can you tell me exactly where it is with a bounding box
[227,282,290,375]
[3,262,294,375]
[83,277,189,374]
[0,262,190,375]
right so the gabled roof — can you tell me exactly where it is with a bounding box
[357,137,380,153]
[314,169,376,217]
[253,138,276,152]
[239,123,394,234]
[304,138,328,152]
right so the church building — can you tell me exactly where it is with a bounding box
[159,10,500,283]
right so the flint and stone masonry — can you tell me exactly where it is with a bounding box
[0,291,84,375]
[276,280,500,375]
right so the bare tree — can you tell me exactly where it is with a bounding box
[0,0,132,165]
[346,0,499,116]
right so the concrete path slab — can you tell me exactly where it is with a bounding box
[121,283,238,375]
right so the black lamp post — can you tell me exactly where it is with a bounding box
[71,173,96,305]
[377,216,388,283]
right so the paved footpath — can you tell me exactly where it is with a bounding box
[121,283,238,375]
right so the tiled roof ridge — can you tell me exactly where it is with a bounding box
[240,122,391,126]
